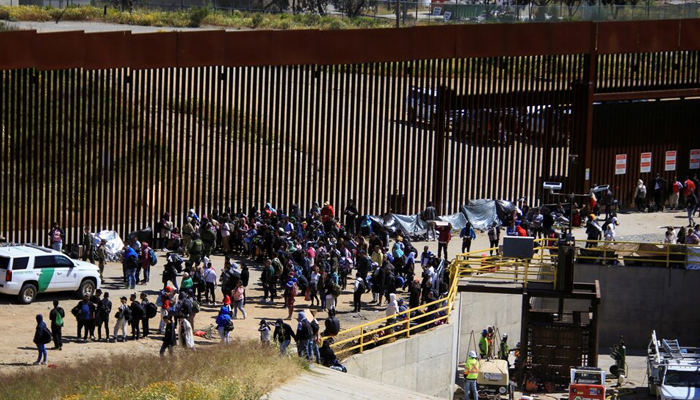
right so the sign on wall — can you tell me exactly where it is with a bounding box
[615,154,627,175]
[640,152,652,173]
[665,151,677,171]
[691,149,700,170]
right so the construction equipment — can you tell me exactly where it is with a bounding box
[477,359,514,400]
[569,367,606,400]
[647,330,700,400]
[609,336,627,380]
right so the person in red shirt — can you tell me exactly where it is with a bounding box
[671,177,683,210]
[685,176,697,198]
[437,223,452,260]
[321,202,335,223]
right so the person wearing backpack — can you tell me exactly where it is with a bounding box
[96,292,112,342]
[72,293,96,343]
[129,294,145,340]
[140,242,155,284]
[273,318,296,355]
[160,315,177,356]
[295,311,313,360]
[33,314,51,365]
[48,300,65,350]
[215,306,233,344]
[140,293,155,338]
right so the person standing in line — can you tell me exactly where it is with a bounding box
[463,351,480,400]
[48,222,65,252]
[81,227,95,264]
[33,314,50,365]
[96,292,112,341]
[585,214,603,248]
[48,300,65,350]
[72,293,96,342]
[123,244,138,289]
[113,296,130,342]
[687,191,698,227]
[203,261,218,306]
[140,293,151,338]
[422,201,438,241]
[129,293,144,340]
[160,315,176,356]
[96,239,108,281]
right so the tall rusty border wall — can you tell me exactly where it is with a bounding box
[2,21,700,244]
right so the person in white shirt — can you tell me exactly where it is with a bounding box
[178,314,195,350]
[203,263,218,305]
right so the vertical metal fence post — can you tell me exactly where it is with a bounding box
[665,243,671,268]
[359,329,364,353]
[406,311,411,338]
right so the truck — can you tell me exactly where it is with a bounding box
[647,330,700,400]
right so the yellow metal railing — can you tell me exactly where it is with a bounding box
[328,238,698,357]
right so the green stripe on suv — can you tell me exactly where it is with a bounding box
[37,268,55,292]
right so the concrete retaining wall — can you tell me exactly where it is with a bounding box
[344,309,460,399]
[458,291,523,362]
[574,263,700,349]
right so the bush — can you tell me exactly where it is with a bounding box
[251,12,263,27]
[188,7,210,27]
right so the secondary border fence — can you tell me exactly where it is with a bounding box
[1,22,700,245]
[327,237,698,357]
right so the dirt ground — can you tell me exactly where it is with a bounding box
[0,209,690,371]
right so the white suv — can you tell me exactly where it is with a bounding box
[0,244,101,304]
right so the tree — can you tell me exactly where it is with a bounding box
[330,0,372,17]
[296,0,329,14]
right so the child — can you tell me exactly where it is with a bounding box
[259,319,270,344]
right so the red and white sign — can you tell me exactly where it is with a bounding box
[615,154,627,175]
[691,149,700,169]
[665,151,677,171]
[640,152,652,173]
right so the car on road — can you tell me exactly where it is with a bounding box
[0,244,101,304]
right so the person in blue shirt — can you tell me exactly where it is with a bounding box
[216,307,232,344]
[122,245,139,289]
[460,221,476,253]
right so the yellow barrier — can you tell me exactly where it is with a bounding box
[328,238,697,357]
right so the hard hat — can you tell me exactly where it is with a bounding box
[481,329,488,336]
[502,333,508,340]
[468,351,477,358]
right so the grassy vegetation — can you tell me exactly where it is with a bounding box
[0,5,392,29]
[0,340,306,400]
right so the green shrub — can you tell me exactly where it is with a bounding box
[251,12,263,27]
[188,7,209,27]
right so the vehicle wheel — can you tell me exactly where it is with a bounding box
[77,279,96,298]
[18,283,38,304]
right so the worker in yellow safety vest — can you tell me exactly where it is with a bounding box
[479,329,489,359]
[464,350,480,400]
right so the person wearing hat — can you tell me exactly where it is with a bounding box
[463,350,480,400]
[479,329,489,359]
[321,201,335,223]
[96,238,108,280]
[295,311,313,360]
[499,333,510,365]
[160,315,177,356]
[113,296,130,342]
[215,306,233,344]
[585,213,602,248]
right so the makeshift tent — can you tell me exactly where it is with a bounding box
[94,230,124,262]
[438,212,467,232]
[462,200,502,231]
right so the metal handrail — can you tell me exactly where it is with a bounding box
[329,238,699,357]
